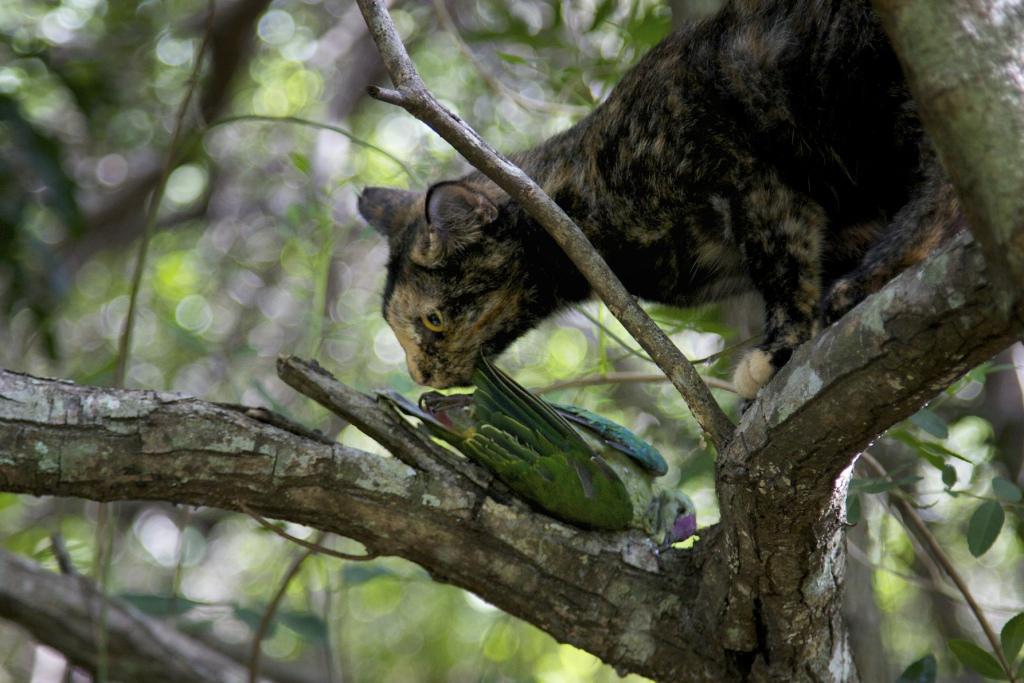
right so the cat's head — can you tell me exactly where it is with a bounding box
[358,181,540,388]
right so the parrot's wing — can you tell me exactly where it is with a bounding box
[552,403,668,476]
[469,358,633,530]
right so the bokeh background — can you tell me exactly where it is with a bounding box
[0,0,1021,681]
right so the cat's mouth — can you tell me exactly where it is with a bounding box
[418,371,474,390]
[406,357,474,389]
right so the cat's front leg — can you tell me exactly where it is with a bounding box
[731,172,826,400]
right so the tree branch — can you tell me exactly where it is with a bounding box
[0,550,278,683]
[859,452,1010,676]
[0,365,712,681]
[1,232,1020,680]
[353,0,735,451]
[534,371,736,395]
[707,233,1024,676]
[872,0,1024,301]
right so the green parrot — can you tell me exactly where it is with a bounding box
[381,357,696,546]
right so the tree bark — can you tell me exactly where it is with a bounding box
[1,232,1021,681]
[872,0,1024,302]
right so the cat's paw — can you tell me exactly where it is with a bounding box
[732,348,776,400]
[822,278,864,325]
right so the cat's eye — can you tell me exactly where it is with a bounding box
[421,311,446,333]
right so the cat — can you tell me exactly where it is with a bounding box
[357,0,962,399]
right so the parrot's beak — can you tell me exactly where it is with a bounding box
[650,493,698,550]
[666,512,697,546]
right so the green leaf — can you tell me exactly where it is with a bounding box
[588,0,616,31]
[342,564,398,585]
[846,494,861,525]
[495,51,528,65]
[280,612,328,642]
[118,593,202,616]
[1001,612,1024,665]
[910,408,948,439]
[942,465,958,488]
[290,152,311,176]
[849,475,920,494]
[992,477,1022,504]
[896,654,937,683]
[234,606,275,638]
[949,640,1008,679]
[890,429,972,467]
[850,477,894,494]
[625,6,672,49]
[918,440,971,465]
[967,500,1005,557]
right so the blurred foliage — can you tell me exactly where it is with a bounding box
[0,0,1022,681]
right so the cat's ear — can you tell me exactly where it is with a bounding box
[358,187,421,238]
[412,181,498,266]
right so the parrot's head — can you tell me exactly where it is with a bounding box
[418,391,476,434]
[646,491,697,549]
[378,389,474,439]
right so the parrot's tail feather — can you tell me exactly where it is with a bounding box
[554,404,669,476]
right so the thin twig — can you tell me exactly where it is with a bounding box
[204,115,419,182]
[170,506,193,614]
[248,538,321,683]
[115,0,216,388]
[319,560,339,683]
[847,541,1024,613]
[534,332,757,394]
[353,0,735,450]
[574,306,651,362]
[536,371,736,395]
[859,452,1013,677]
[104,6,216,679]
[693,333,761,365]
[50,533,77,576]
[92,501,115,683]
[430,0,590,116]
[241,503,378,562]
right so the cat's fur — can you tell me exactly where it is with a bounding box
[358,0,962,398]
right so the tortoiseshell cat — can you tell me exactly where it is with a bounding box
[358,0,962,399]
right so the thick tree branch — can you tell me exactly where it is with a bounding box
[1,233,1021,680]
[353,0,735,451]
[872,0,1024,300]
[0,550,277,683]
[0,365,712,681]
[706,232,1024,677]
